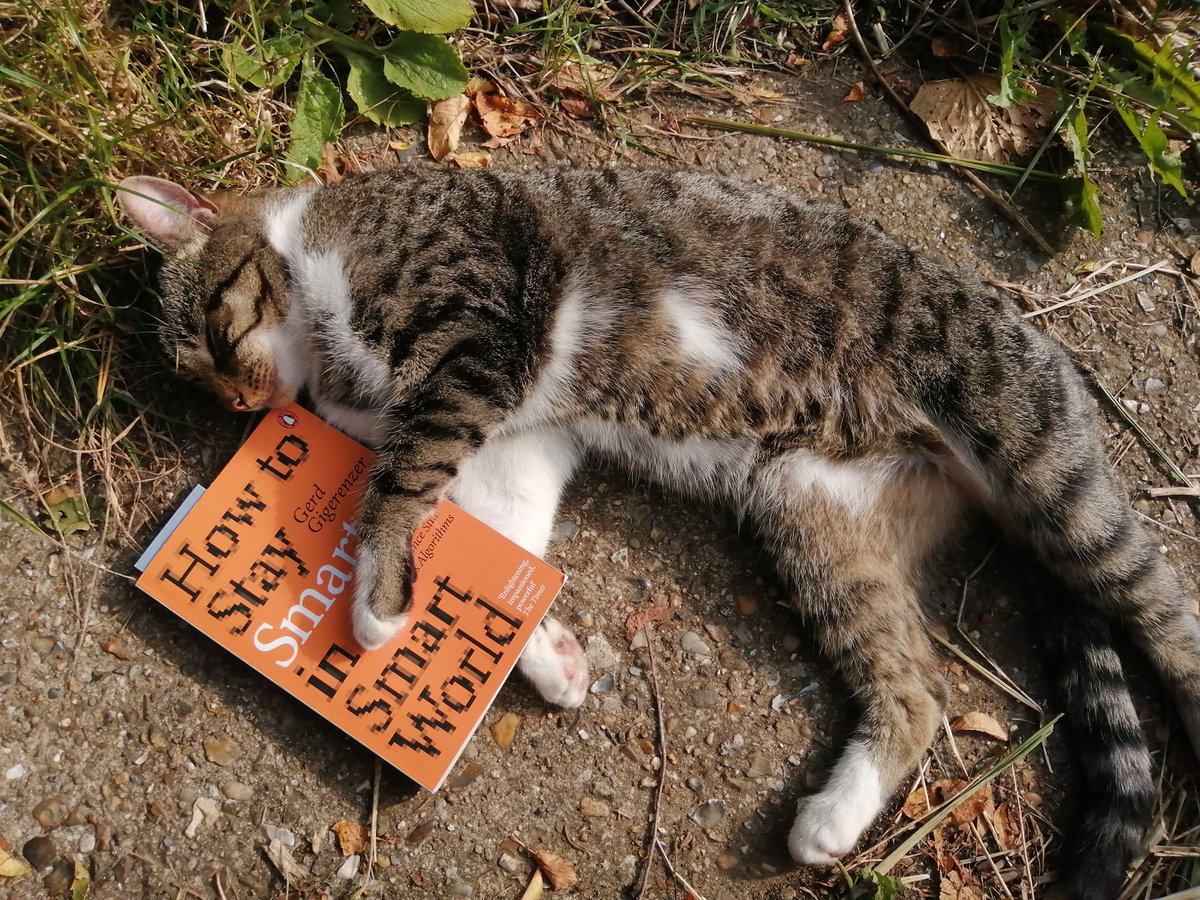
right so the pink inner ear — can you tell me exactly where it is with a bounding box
[118,176,217,251]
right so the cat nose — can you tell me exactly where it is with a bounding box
[230,393,250,411]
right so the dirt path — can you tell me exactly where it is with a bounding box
[2,63,1198,900]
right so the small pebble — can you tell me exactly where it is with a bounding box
[78,832,96,854]
[448,884,473,897]
[680,631,712,657]
[203,735,241,767]
[22,835,56,870]
[497,852,521,873]
[5,763,27,781]
[717,853,739,871]
[735,595,758,615]
[32,794,68,828]
[42,859,74,896]
[590,673,616,694]
[265,825,296,847]
[690,687,722,709]
[579,797,610,817]
[221,780,253,801]
[336,854,360,879]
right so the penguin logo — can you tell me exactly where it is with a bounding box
[278,411,298,429]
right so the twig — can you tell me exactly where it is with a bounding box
[214,873,228,900]
[1147,486,1200,499]
[842,0,1056,256]
[654,838,710,900]
[367,757,382,877]
[1023,259,1171,318]
[930,629,1042,714]
[636,624,668,899]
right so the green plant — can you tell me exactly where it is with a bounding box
[217,0,473,178]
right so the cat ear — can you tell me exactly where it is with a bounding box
[116,176,219,253]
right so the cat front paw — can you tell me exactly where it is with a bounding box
[351,541,413,650]
[517,617,590,708]
[788,745,884,865]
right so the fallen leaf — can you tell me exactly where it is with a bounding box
[519,868,544,900]
[1190,249,1200,275]
[0,846,31,878]
[951,711,1008,741]
[409,869,426,886]
[474,90,539,140]
[264,837,309,883]
[990,800,1014,851]
[451,151,491,169]
[559,95,592,119]
[316,142,343,184]
[70,858,89,900]
[910,74,1057,164]
[389,141,411,151]
[491,712,520,749]
[480,134,521,150]
[940,868,984,900]
[948,782,994,828]
[822,12,849,51]
[625,604,671,641]
[427,94,470,161]
[44,485,91,535]
[843,82,869,102]
[331,820,369,857]
[901,778,992,828]
[531,847,579,891]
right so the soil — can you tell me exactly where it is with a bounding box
[2,62,1199,900]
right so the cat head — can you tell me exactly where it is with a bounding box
[116,176,303,412]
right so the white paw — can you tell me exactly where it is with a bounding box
[517,617,589,708]
[352,600,407,651]
[350,546,406,650]
[788,741,884,865]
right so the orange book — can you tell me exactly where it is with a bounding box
[135,406,563,791]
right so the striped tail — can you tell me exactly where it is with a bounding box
[1040,593,1155,899]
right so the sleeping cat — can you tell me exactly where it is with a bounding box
[117,168,1200,898]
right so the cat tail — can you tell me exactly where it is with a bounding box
[1038,591,1155,900]
[911,306,1200,898]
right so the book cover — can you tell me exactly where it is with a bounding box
[134,406,563,791]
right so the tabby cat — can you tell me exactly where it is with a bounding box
[117,168,1200,898]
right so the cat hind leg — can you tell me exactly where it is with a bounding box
[749,455,962,864]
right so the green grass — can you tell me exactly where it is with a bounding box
[0,0,282,526]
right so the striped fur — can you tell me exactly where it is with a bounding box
[119,169,1200,897]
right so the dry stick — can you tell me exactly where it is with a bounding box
[635,624,669,900]
[653,838,711,900]
[1024,260,1172,318]
[841,0,1056,257]
[367,757,382,877]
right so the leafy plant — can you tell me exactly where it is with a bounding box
[218,0,473,178]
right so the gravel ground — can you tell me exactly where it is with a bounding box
[2,62,1198,900]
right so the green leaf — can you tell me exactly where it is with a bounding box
[843,869,905,900]
[1064,100,1103,237]
[344,51,426,126]
[1111,94,1188,198]
[987,0,1034,109]
[223,31,305,89]
[285,59,344,180]
[360,0,473,34]
[380,32,469,101]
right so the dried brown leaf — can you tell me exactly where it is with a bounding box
[559,96,592,119]
[474,90,539,140]
[910,74,1057,164]
[331,819,369,857]
[316,142,342,184]
[451,151,491,169]
[940,868,984,900]
[102,634,132,660]
[532,847,579,890]
[625,604,671,641]
[822,12,849,51]
[843,82,868,102]
[950,711,1009,742]
[264,838,309,883]
[427,94,470,161]
[948,782,994,828]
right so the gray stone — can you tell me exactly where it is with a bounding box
[585,633,619,671]
[680,631,711,657]
[689,799,727,828]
